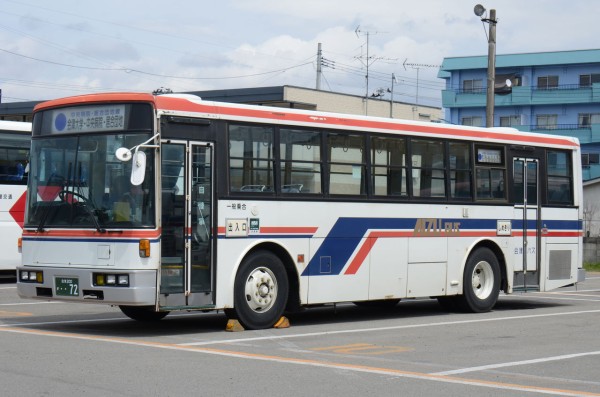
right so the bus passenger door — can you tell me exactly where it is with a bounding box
[512,158,540,291]
[159,141,214,308]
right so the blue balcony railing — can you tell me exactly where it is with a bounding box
[443,82,600,108]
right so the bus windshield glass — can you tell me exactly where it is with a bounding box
[25,133,156,230]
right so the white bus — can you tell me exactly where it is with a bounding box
[0,120,31,278]
[17,93,584,329]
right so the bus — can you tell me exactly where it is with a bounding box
[0,120,31,278]
[17,93,584,329]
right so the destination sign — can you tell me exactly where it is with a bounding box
[477,148,502,164]
[50,105,126,134]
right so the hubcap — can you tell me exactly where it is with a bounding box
[244,267,277,313]
[471,260,494,300]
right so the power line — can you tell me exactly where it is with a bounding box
[0,47,314,80]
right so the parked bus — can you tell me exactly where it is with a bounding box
[0,120,31,278]
[17,93,584,329]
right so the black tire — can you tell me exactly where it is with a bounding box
[457,247,500,313]
[229,251,289,330]
[119,305,169,322]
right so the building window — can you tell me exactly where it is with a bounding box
[536,114,557,130]
[499,116,521,127]
[578,113,600,128]
[581,153,600,166]
[461,116,483,127]
[463,79,483,93]
[579,74,600,87]
[537,75,559,90]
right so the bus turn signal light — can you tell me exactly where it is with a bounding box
[139,239,150,258]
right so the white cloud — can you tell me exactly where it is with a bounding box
[1,0,599,104]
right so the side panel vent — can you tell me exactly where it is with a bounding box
[549,250,571,280]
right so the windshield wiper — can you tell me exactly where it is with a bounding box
[36,202,55,232]
[77,202,106,233]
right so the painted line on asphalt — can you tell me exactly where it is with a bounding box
[433,351,600,375]
[180,309,600,347]
[0,301,61,306]
[0,325,597,397]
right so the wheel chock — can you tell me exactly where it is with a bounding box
[273,316,290,329]
[225,319,245,332]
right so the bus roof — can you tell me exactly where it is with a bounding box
[33,92,580,149]
[0,120,32,133]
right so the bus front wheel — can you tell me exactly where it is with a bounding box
[119,305,169,322]
[228,251,289,330]
[457,247,500,313]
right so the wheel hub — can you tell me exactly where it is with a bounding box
[245,268,277,313]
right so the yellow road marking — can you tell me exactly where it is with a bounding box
[0,326,598,397]
[0,310,32,317]
[311,343,413,355]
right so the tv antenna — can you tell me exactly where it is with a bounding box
[355,26,395,115]
[403,59,441,105]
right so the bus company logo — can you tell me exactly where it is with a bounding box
[54,112,68,131]
[413,218,460,237]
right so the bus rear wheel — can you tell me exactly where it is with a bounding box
[457,247,500,313]
[119,305,169,322]
[228,250,289,330]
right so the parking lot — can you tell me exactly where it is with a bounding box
[1,273,599,397]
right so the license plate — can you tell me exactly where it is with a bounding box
[55,277,79,297]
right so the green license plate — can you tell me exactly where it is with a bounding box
[55,277,79,297]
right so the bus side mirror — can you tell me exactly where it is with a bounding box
[130,150,146,186]
[115,147,132,161]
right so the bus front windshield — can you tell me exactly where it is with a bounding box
[25,133,156,230]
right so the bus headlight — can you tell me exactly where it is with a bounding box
[19,270,43,283]
[93,273,129,287]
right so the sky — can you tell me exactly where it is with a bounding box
[0,0,597,108]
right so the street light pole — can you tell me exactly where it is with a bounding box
[485,9,497,128]
[474,5,497,128]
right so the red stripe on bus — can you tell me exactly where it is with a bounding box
[155,97,578,148]
[217,226,318,235]
[22,229,161,239]
[259,227,319,234]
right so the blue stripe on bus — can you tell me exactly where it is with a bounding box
[300,217,581,277]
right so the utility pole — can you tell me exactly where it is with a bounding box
[486,9,497,128]
[316,43,323,90]
[474,4,497,127]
